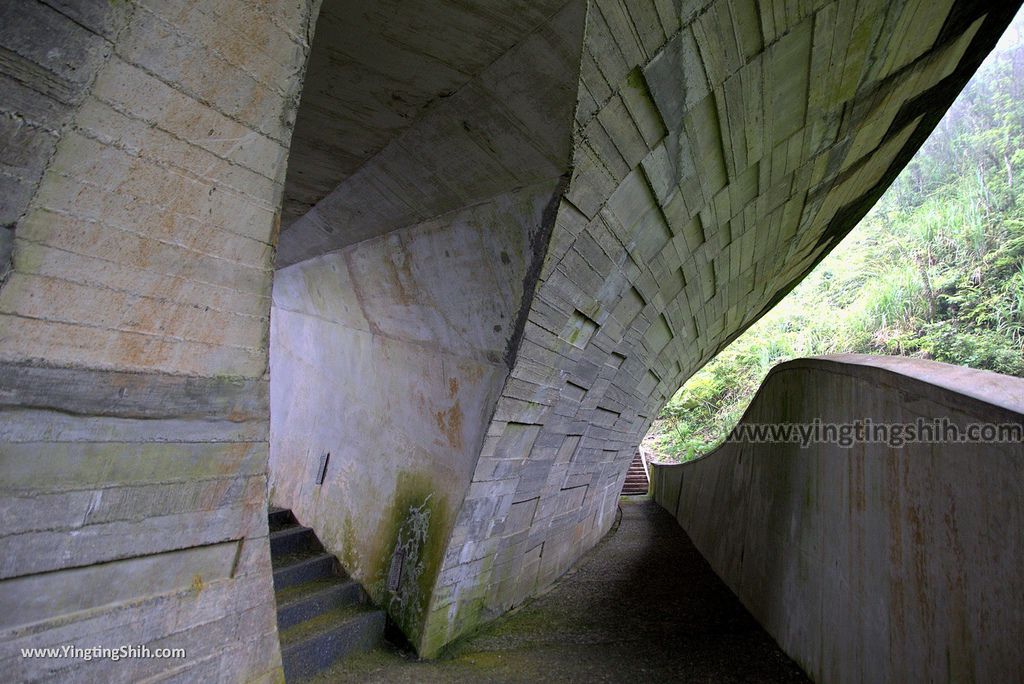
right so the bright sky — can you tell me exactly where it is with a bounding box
[994,7,1024,53]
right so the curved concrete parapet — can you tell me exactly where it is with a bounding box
[651,355,1024,683]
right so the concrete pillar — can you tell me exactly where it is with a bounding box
[0,1,319,680]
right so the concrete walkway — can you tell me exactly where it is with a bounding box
[311,500,809,683]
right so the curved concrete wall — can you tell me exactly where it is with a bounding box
[652,355,1024,683]
[418,0,1020,654]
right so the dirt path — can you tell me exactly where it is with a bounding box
[312,500,809,683]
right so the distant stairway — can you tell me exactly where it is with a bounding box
[620,451,649,495]
[269,507,385,681]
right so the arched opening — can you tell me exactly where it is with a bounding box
[645,15,1024,465]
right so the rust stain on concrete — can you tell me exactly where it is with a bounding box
[435,401,463,451]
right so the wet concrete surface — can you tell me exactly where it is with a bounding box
[312,500,809,683]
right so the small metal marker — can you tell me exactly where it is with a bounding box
[315,451,330,485]
[387,550,405,591]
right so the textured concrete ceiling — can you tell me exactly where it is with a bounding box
[281,0,569,228]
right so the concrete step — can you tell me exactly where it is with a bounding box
[275,577,364,631]
[280,606,385,681]
[270,525,321,557]
[269,507,297,531]
[268,508,387,680]
[620,451,649,495]
[272,551,338,591]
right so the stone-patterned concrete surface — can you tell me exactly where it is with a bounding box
[310,500,809,683]
[0,1,321,681]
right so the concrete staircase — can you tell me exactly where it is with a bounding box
[620,451,649,495]
[269,507,385,681]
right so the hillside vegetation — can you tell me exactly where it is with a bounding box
[650,25,1024,463]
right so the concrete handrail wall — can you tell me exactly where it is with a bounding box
[651,354,1024,683]
[639,443,653,481]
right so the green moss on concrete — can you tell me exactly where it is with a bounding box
[278,605,373,645]
[625,66,646,93]
[341,515,359,570]
[366,472,452,650]
[273,576,338,605]
[420,571,492,658]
